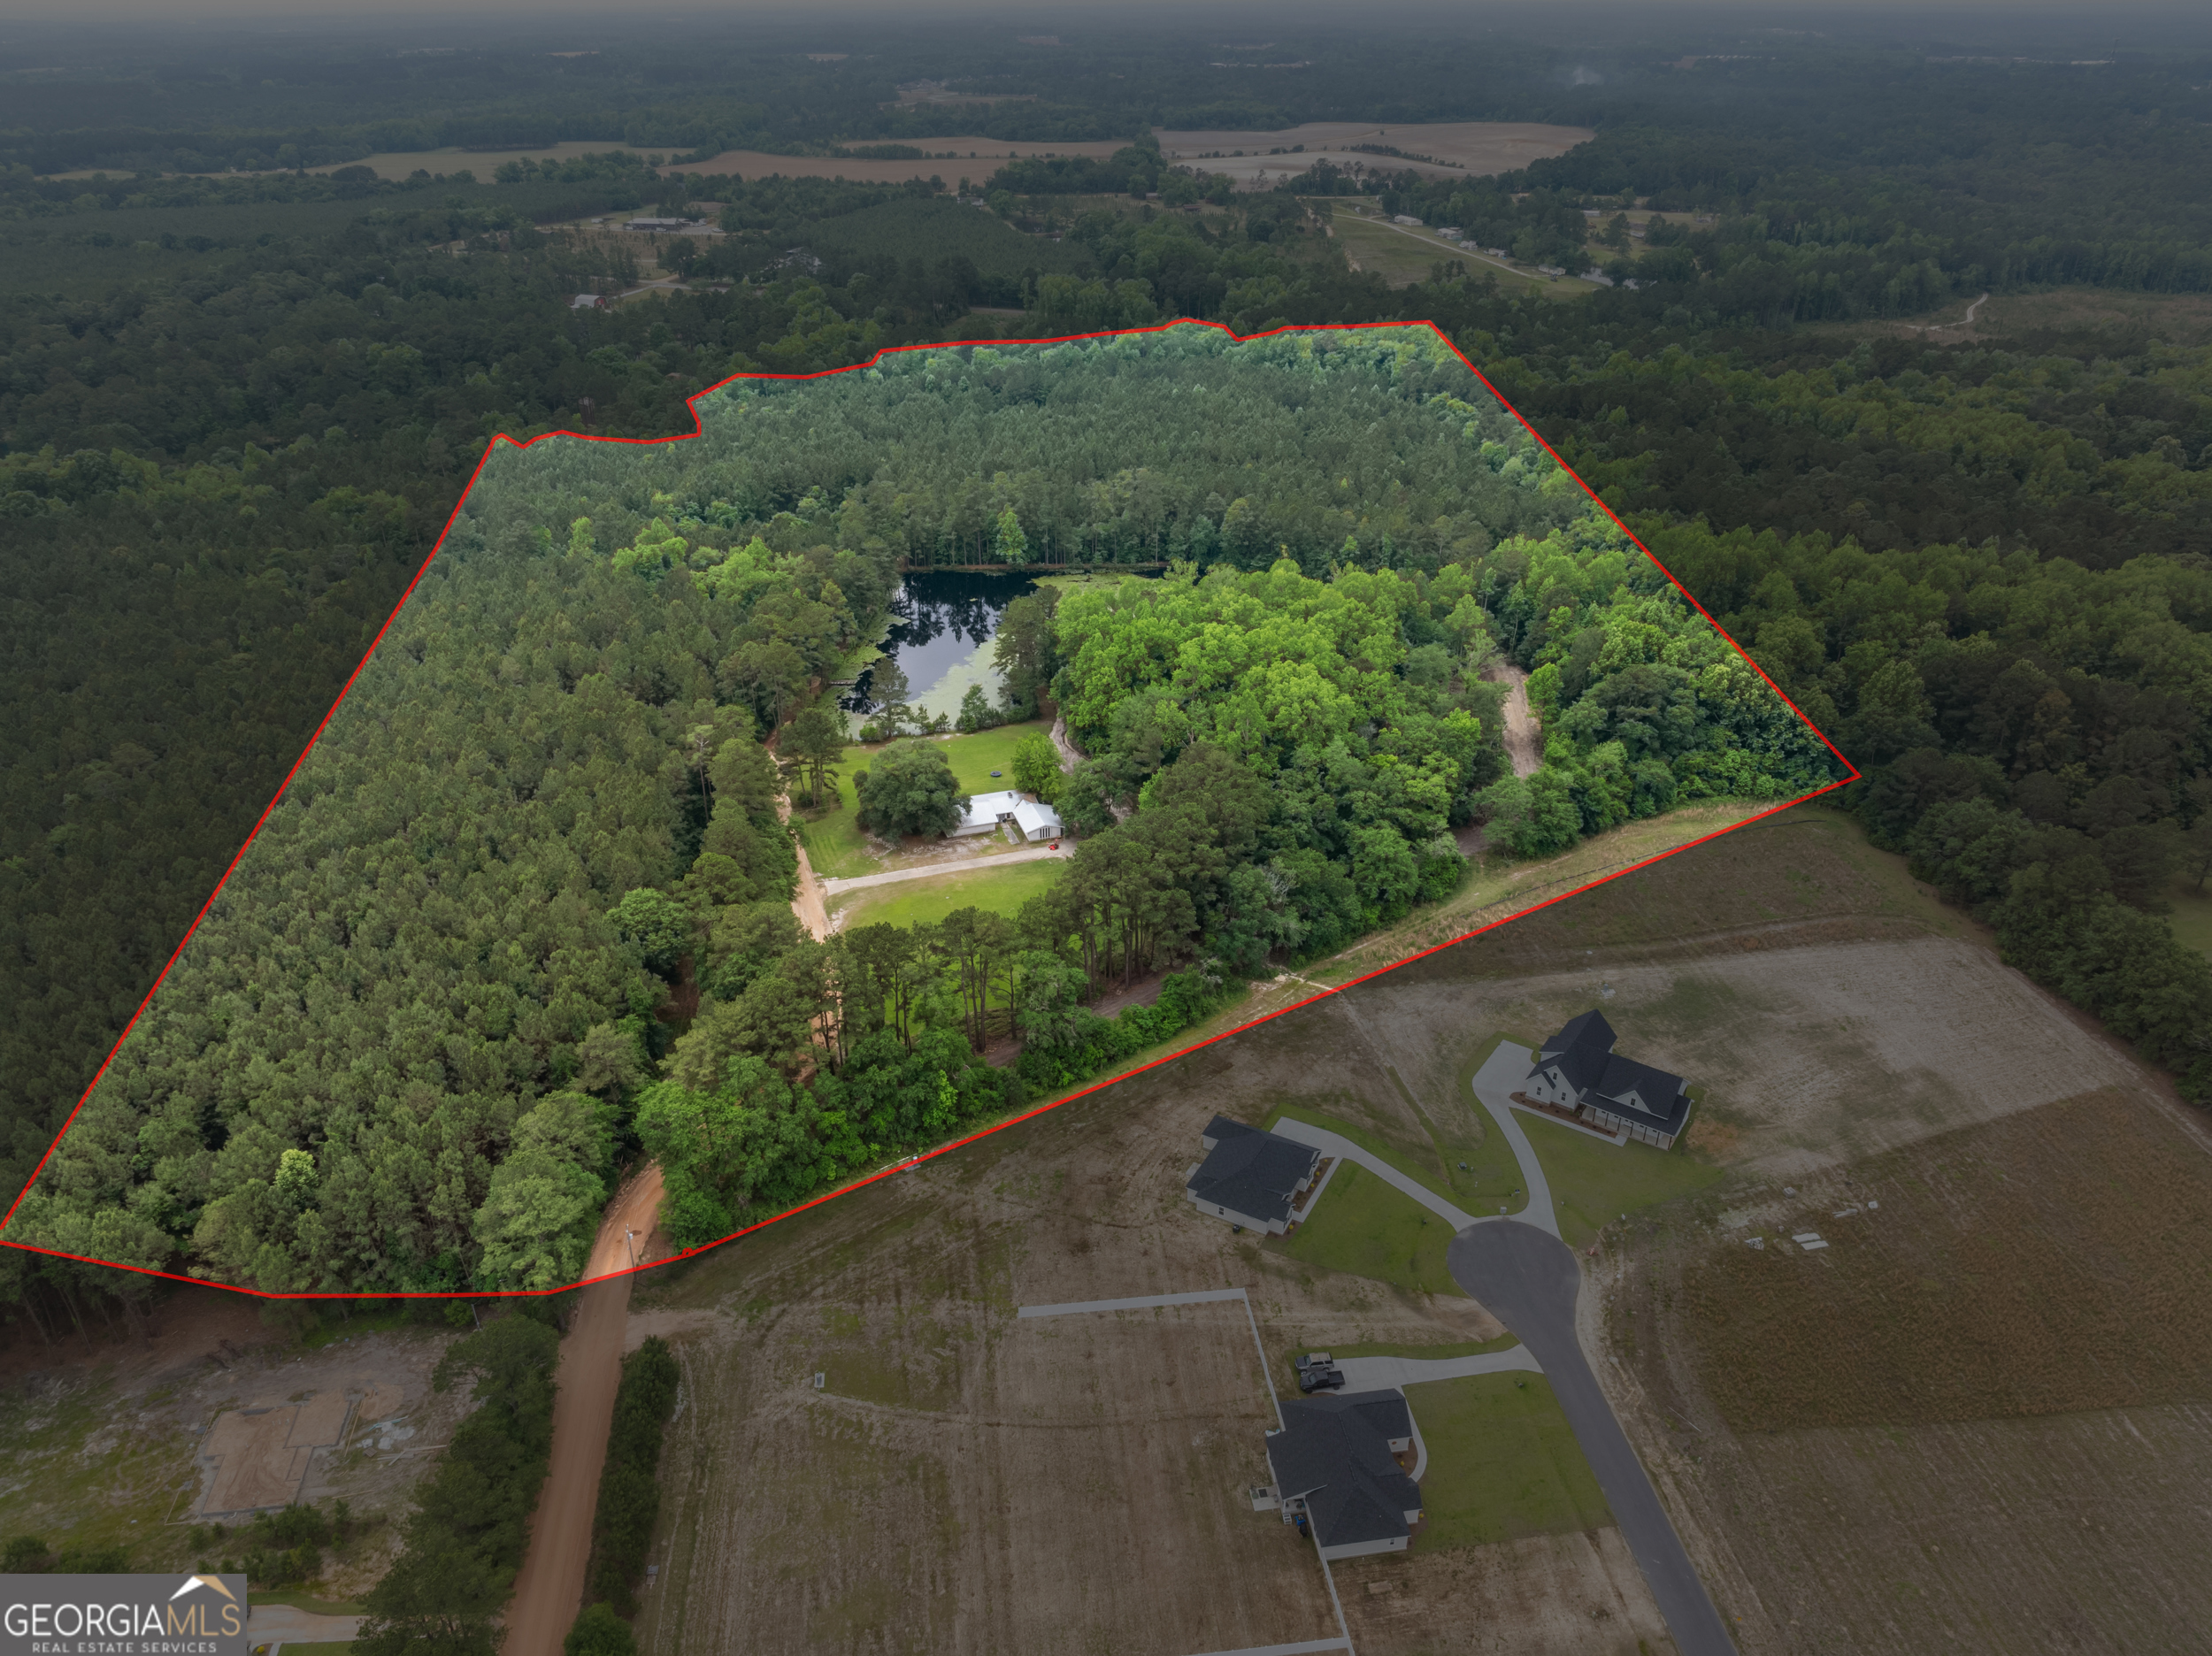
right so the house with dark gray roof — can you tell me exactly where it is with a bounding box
[1266,1390,1425,1560]
[1186,1116,1321,1234]
[1524,1009,1693,1147]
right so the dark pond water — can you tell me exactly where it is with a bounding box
[841,570,1038,720]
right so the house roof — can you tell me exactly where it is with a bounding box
[1532,1008,1617,1092]
[1531,1009,1691,1134]
[956,789,1025,831]
[1013,799,1063,836]
[1592,1053,1691,1131]
[1267,1390,1423,1549]
[1188,1117,1317,1226]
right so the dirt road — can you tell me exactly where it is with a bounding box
[1483,659,1543,776]
[500,1170,665,1654]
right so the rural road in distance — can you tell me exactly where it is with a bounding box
[1447,1221,1740,1656]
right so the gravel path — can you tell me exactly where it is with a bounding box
[820,841,1071,896]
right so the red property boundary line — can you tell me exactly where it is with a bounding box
[0,318,1858,1300]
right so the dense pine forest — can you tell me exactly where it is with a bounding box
[6,328,1832,1292]
[4,14,2211,1315]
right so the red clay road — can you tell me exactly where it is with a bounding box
[502,1166,666,1652]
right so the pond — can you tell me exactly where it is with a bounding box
[841,570,1037,723]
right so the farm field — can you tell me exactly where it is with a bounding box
[673,137,1125,183]
[1156,121,1594,185]
[303,141,638,180]
[1604,1085,2212,1653]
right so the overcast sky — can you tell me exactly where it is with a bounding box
[3,0,2202,26]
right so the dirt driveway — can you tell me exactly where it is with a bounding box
[501,1169,670,1654]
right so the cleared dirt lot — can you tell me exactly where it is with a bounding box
[629,1027,1670,1653]
[618,804,2211,1652]
[0,1289,465,1591]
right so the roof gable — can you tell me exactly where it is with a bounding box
[1532,1008,1617,1092]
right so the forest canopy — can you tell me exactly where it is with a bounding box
[4,325,1833,1293]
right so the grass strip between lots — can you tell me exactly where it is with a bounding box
[1263,1162,1467,1299]
[1408,1372,1613,1548]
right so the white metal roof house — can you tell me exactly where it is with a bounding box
[1524,1009,1693,1147]
[953,790,1063,842]
[1012,799,1062,841]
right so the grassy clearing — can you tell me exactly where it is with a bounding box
[247,1591,368,1614]
[1263,1162,1465,1298]
[1518,1115,1726,1251]
[2167,877,2212,957]
[0,1373,199,1572]
[792,720,1052,880]
[831,858,1064,931]
[1409,1373,1612,1548]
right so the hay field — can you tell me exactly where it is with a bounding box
[1602,1087,2212,1653]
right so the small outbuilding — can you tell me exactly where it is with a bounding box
[1524,1009,1692,1147]
[569,293,607,310]
[1186,1116,1320,1234]
[1266,1389,1425,1560]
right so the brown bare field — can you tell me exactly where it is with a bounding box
[1331,809,2141,1177]
[1333,1530,1675,1655]
[672,138,1125,184]
[1599,1088,2212,1653]
[1678,1088,2212,1431]
[306,142,637,181]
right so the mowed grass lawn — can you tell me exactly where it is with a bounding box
[1262,1162,1464,1298]
[829,857,1064,932]
[793,720,1052,879]
[1410,1372,1612,1547]
[1519,1113,1727,1250]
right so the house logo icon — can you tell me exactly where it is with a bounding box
[170,1575,240,1604]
